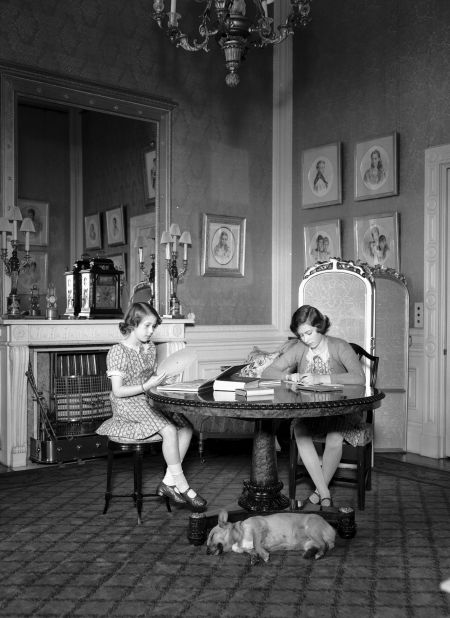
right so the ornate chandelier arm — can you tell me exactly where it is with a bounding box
[250,0,312,47]
[173,32,211,52]
[153,0,220,52]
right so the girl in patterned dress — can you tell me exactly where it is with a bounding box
[96,302,207,511]
[261,305,365,510]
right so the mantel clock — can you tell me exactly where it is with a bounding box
[64,255,91,318]
[78,256,123,319]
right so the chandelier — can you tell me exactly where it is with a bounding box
[152,0,312,87]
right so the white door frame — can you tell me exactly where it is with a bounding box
[423,145,449,458]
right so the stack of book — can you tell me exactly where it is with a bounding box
[156,364,280,398]
[213,375,260,391]
[235,383,275,399]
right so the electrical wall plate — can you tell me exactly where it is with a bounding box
[414,302,424,328]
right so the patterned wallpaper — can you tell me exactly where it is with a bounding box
[0,0,273,324]
[292,0,450,318]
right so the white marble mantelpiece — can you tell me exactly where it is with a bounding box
[0,318,193,469]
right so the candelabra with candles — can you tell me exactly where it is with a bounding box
[160,223,191,318]
[0,207,35,316]
[137,243,156,306]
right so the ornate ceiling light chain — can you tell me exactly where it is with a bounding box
[152,0,312,87]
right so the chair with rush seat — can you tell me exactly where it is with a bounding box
[103,435,171,524]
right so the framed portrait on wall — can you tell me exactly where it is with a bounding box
[301,142,342,208]
[354,212,400,270]
[201,213,246,277]
[84,213,102,250]
[106,206,125,246]
[18,199,49,246]
[17,251,48,295]
[303,219,342,269]
[143,145,157,204]
[354,132,398,200]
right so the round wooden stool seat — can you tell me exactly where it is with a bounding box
[103,435,171,524]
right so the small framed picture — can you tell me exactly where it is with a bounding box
[301,142,342,208]
[106,206,125,246]
[143,146,157,204]
[201,213,246,277]
[18,199,49,246]
[354,212,400,270]
[355,132,398,201]
[303,219,342,269]
[84,213,102,250]
[17,251,48,295]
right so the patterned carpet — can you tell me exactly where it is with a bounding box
[0,445,449,617]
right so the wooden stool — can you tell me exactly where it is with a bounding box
[103,435,171,524]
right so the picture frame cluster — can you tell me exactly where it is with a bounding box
[301,131,400,271]
[84,205,126,251]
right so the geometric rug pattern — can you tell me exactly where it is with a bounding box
[0,446,449,617]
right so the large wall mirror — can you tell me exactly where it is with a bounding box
[0,64,176,316]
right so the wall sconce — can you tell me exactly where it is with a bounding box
[0,208,35,316]
[160,223,191,318]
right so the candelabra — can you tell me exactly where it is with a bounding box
[138,246,156,306]
[0,209,35,316]
[160,223,191,318]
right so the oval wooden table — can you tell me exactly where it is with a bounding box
[148,383,385,543]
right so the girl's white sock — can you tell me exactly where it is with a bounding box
[162,469,174,486]
[167,463,189,493]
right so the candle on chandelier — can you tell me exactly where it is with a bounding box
[1,231,6,250]
[170,0,177,13]
[138,246,143,263]
[12,220,17,241]
[25,232,30,252]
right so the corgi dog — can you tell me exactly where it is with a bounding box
[206,509,335,564]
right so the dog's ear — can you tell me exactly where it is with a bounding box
[218,510,229,527]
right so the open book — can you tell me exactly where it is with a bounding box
[156,379,208,393]
[295,384,343,392]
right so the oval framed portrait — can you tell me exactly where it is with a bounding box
[307,156,334,198]
[201,214,246,277]
[354,132,398,201]
[301,142,342,208]
[211,226,235,266]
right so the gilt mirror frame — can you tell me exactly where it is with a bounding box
[0,62,176,315]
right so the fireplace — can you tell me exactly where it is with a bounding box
[27,349,113,464]
[0,318,192,469]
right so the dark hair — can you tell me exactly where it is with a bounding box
[119,302,162,335]
[290,305,331,337]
